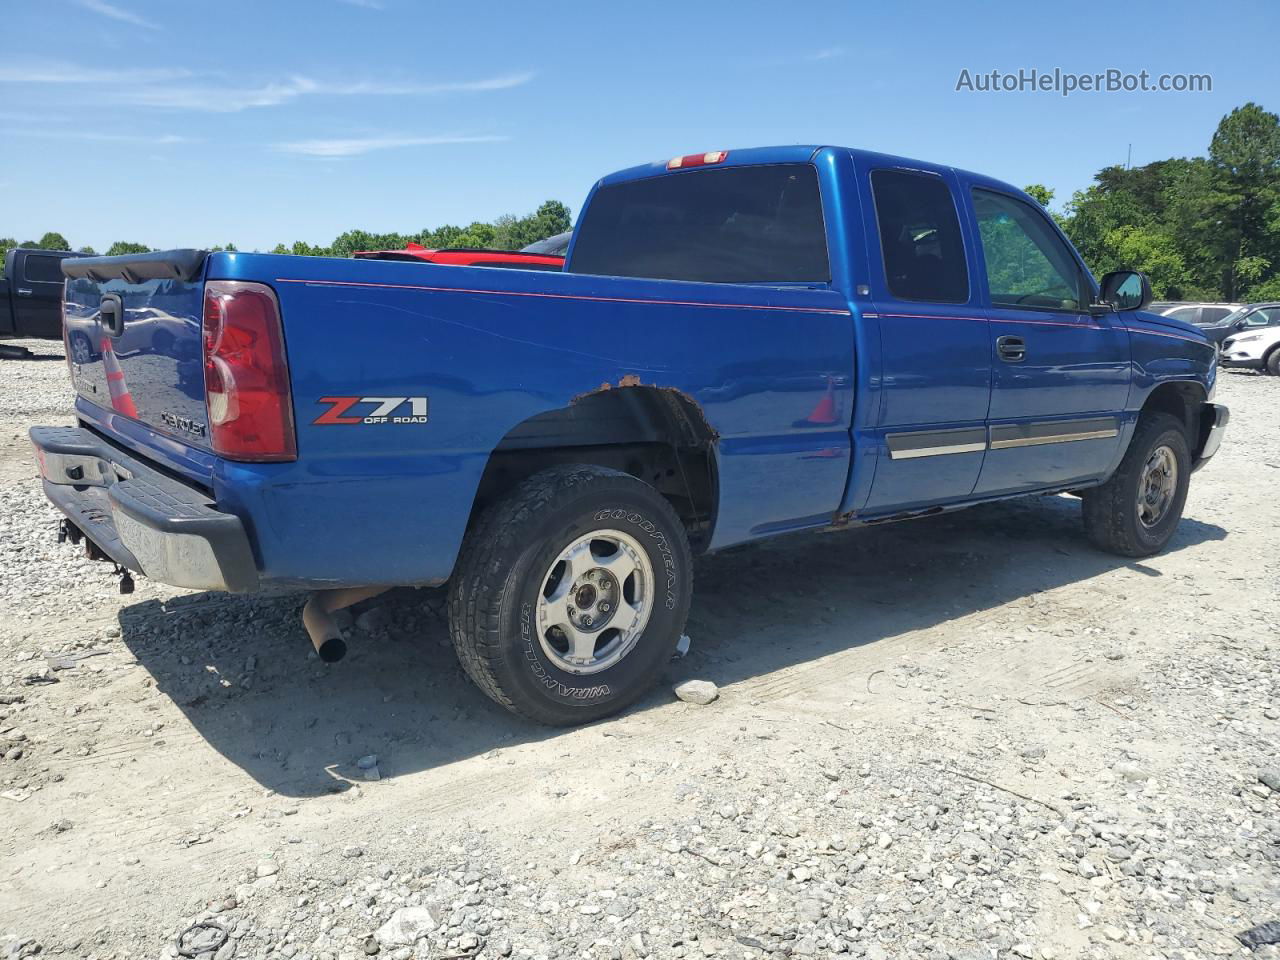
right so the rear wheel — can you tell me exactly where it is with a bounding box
[1081,412,1190,557]
[448,465,692,725]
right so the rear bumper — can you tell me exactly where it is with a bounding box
[30,425,258,593]
[1192,402,1229,472]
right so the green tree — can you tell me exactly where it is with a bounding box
[1245,273,1280,301]
[328,230,381,259]
[290,240,327,257]
[1058,106,1280,301]
[105,241,152,256]
[244,199,573,261]
[1100,225,1194,298]
[491,200,572,249]
[1023,184,1054,208]
[418,221,498,249]
[1205,102,1280,299]
[37,231,71,251]
[0,238,15,272]
[77,246,97,256]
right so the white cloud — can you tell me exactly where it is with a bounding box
[334,72,535,96]
[337,0,385,8]
[0,60,536,113]
[805,47,846,62]
[9,129,192,144]
[75,0,159,30]
[0,61,189,85]
[124,72,535,112]
[273,134,508,158]
[123,76,322,112]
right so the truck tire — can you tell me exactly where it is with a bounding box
[1081,412,1190,558]
[448,464,693,725]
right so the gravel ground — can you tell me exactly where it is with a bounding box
[0,337,1277,960]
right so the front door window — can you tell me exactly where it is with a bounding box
[972,189,1084,312]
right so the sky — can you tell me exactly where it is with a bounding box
[2,0,1278,253]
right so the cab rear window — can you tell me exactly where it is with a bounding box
[569,164,829,284]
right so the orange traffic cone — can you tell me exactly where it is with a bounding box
[794,376,839,427]
[100,337,139,418]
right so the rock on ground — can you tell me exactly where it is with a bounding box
[374,905,441,948]
[673,679,719,704]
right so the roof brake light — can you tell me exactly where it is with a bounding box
[667,151,729,170]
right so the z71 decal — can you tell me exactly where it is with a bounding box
[314,396,430,425]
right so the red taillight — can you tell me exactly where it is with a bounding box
[667,150,729,170]
[202,280,296,462]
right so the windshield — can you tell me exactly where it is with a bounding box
[1215,308,1249,325]
[521,231,572,256]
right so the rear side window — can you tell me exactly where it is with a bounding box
[1200,306,1233,323]
[870,170,969,303]
[24,254,65,284]
[569,164,829,284]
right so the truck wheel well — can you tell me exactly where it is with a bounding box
[1140,381,1205,439]
[469,386,719,553]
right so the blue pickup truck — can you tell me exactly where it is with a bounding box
[32,146,1228,725]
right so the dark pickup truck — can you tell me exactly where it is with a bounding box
[1,247,84,356]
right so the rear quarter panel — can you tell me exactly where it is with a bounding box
[209,252,857,587]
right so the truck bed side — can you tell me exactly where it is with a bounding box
[208,253,858,587]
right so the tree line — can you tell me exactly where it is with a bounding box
[0,201,572,273]
[5,102,1278,304]
[1026,101,1279,303]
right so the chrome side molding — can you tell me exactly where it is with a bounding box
[887,417,1120,460]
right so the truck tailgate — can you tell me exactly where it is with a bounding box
[62,251,210,454]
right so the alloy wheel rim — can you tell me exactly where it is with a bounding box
[535,529,653,675]
[1137,445,1177,528]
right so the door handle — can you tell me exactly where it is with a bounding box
[996,335,1026,363]
[17,288,33,296]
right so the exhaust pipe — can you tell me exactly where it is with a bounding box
[302,586,389,663]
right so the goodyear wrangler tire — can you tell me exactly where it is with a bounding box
[1081,412,1190,558]
[448,465,692,726]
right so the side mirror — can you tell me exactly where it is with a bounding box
[1097,270,1153,312]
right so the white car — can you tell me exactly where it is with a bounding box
[1153,302,1243,327]
[1221,324,1280,376]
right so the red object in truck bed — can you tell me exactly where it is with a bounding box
[353,242,564,271]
